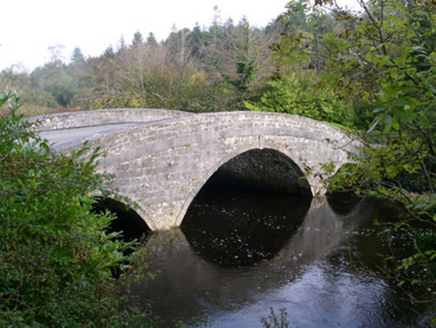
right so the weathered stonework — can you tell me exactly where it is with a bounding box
[35,108,363,231]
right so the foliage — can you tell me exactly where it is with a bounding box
[205,19,273,109]
[245,70,353,129]
[0,93,156,326]
[29,60,79,107]
[1,15,277,113]
[274,0,436,295]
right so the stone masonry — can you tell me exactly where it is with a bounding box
[34,108,363,231]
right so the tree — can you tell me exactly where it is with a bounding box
[6,13,280,114]
[146,32,158,47]
[187,24,204,58]
[71,47,85,64]
[132,31,145,49]
[275,0,436,297]
[29,61,78,108]
[47,44,65,63]
[246,70,353,129]
[165,27,191,66]
[199,18,276,110]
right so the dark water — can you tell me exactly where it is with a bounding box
[127,189,436,327]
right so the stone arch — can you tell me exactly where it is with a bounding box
[174,147,313,227]
[92,195,155,234]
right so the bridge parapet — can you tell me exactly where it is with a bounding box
[32,108,191,131]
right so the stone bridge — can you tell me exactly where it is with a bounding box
[34,108,363,231]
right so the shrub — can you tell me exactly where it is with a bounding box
[0,93,154,327]
[245,71,354,129]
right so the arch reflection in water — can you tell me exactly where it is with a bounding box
[181,188,311,267]
[130,192,383,327]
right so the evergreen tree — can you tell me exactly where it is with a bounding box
[132,31,145,49]
[146,32,158,46]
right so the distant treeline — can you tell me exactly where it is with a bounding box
[0,9,368,130]
[0,16,284,114]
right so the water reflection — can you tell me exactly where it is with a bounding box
[130,190,414,326]
[181,190,311,267]
[223,260,392,328]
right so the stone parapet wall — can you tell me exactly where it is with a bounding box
[31,108,191,131]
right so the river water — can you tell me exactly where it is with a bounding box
[125,187,435,327]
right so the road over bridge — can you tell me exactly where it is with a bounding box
[34,108,363,231]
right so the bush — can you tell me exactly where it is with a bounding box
[0,94,155,327]
[245,71,354,129]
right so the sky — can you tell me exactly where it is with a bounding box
[0,0,294,72]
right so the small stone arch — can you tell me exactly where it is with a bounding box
[92,196,153,239]
[174,147,313,227]
[96,191,158,231]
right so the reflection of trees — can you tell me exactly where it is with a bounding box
[132,196,375,326]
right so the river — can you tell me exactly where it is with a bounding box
[122,186,435,327]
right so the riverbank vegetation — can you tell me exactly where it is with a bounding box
[0,94,158,326]
[278,0,436,314]
[285,0,436,294]
[271,0,435,311]
[1,0,435,324]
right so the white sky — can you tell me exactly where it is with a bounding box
[0,0,293,72]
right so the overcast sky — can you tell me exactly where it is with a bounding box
[0,0,295,72]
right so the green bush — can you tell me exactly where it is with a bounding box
[0,94,155,327]
[245,71,354,130]
[21,90,60,109]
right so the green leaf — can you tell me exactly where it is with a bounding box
[392,116,400,130]
[373,55,380,66]
[384,85,398,95]
[379,90,391,103]
[0,93,11,107]
[383,123,392,133]
[372,107,386,114]
[383,113,393,126]
[395,97,414,107]
[417,114,430,127]
[367,115,381,134]
[392,106,415,121]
